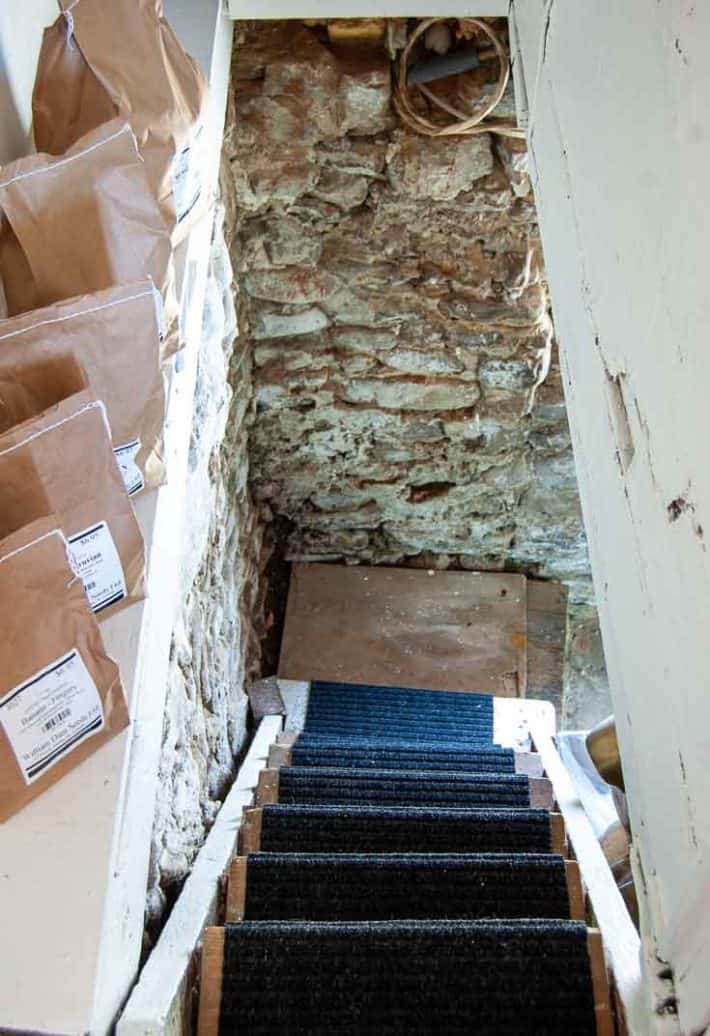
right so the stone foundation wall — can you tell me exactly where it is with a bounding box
[146,207,264,930]
[224,22,609,724]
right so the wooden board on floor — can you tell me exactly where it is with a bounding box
[526,579,567,713]
[278,564,527,697]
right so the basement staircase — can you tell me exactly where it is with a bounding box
[198,681,613,1035]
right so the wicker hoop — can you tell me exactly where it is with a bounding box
[395,18,525,139]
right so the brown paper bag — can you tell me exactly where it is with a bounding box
[33,0,210,244]
[0,280,167,494]
[0,119,178,355]
[0,516,129,822]
[0,390,145,619]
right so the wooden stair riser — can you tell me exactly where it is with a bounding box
[225,855,587,926]
[255,767,554,810]
[241,806,570,858]
[268,743,544,778]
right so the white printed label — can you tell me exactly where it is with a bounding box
[0,649,104,785]
[114,439,144,496]
[172,123,205,224]
[69,521,127,614]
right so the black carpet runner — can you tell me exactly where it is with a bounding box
[277,766,531,808]
[242,852,571,921]
[258,804,554,854]
[219,919,596,1036]
[212,681,598,1034]
[290,740,516,773]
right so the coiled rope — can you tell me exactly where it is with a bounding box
[394,18,526,139]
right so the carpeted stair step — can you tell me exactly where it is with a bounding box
[287,740,517,773]
[305,692,493,715]
[226,852,584,923]
[306,696,493,723]
[240,804,566,855]
[304,703,495,728]
[293,732,498,749]
[298,722,496,745]
[307,681,495,716]
[301,720,494,744]
[202,919,600,1035]
[275,740,544,776]
[264,766,554,809]
[304,682,496,742]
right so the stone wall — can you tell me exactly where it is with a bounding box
[225,21,609,723]
[146,207,264,931]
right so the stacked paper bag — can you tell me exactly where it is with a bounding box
[0,0,210,820]
[33,0,209,244]
[0,281,167,495]
[0,391,146,618]
[0,118,179,358]
[0,520,129,821]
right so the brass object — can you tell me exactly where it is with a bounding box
[327,19,386,45]
[587,715,625,791]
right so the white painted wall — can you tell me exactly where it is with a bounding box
[510,2,710,1032]
[0,0,57,163]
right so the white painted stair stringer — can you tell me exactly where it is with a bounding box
[117,715,283,1036]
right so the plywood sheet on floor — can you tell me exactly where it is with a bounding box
[278,564,527,696]
[526,579,567,715]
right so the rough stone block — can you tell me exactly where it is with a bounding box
[338,377,481,411]
[253,307,331,339]
[387,130,494,200]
